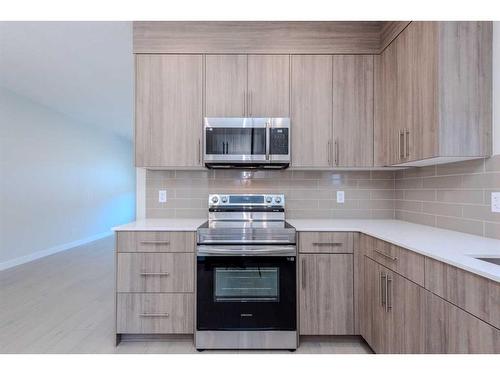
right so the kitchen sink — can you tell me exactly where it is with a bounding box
[475,257,500,266]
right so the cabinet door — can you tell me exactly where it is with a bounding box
[135,55,203,167]
[374,41,399,166]
[299,254,354,335]
[247,55,290,117]
[362,257,386,353]
[290,55,332,167]
[332,55,374,167]
[205,55,247,117]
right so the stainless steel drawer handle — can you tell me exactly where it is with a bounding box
[312,242,343,246]
[374,249,398,261]
[140,241,170,245]
[380,272,387,308]
[301,258,306,289]
[139,313,170,318]
[140,272,170,276]
[387,275,393,311]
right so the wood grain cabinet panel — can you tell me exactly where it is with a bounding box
[290,55,332,167]
[364,236,425,286]
[117,253,194,293]
[299,232,353,254]
[375,21,492,167]
[425,257,500,329]
[247,55,290,117]
[299,254,354,335]
[116,231,195,253]
[205,54,247,117]
[332,55,374,167]
[135,54,203,168]
[117,293,194,334]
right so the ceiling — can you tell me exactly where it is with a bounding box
[0,21,133,140]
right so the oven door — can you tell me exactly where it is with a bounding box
[196,252,296,331]
[204,118,267,162]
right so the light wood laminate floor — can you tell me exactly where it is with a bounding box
[0,237,371,354]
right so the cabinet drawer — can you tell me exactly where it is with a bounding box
[363,235,425,286]
[117,253,194,293]
[425,257,500,329]
[299,232,353,253]
[116,231,195,253]
[117,293,194,334]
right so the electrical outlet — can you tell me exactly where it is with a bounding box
[158,190,167,203]
[336,191,345,204]
[492,192,500,213]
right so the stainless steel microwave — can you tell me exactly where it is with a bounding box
[203,117,290,169]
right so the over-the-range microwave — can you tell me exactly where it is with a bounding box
[203,117,290,169]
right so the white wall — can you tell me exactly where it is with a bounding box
[493,21,500,156]
[0,88,136,269]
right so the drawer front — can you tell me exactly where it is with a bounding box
[117,231,195,253]
[117,293,194,334]
[299,232,353,253]
[364,236,425,286]
[425,257,500,329]
[117,253,194,293]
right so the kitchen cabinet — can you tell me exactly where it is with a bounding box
[332,55,374,167]
[290,55,332,168]
[205,55,247,117]
[299,253,354,335]
[375,21,492,167]
[299,231,353,254]
[247,55,290,117]
[135,54,203,168]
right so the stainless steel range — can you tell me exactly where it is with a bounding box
[195,193,297,350]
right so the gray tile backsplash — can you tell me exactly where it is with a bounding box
[145,155,500,240]
[394,155,500,240]
[145,169,395,220]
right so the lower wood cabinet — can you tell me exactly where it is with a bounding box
[117,293,194,334]
[299,253,354,335]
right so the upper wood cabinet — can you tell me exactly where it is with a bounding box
[332,55,374,167]
[135,54,203,168]
[205,55,247,117]
[291,55,332,168]
[247,55,290,117]
[375,21,492,167]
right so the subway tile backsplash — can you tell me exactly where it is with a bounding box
[145,155,500,240]
[145,169,395,220]
[394,155,500,240]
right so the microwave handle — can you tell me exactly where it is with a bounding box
[265,121,270,160]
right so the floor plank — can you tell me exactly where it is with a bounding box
[0,236,371,354]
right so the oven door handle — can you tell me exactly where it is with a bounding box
[197,245,296,257]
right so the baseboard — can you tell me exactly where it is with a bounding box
[0,231,113,271]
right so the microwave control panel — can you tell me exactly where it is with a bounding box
[269,128,289,155]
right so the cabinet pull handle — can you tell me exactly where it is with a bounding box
[387,275,393,311]
[248,91,252,116]
[334,139,339,166]
[374,248,398,261]
[243,91,246,116]
[140,272,170,276]
[405,129,410,158]
[198,139,202,164]
[139,313,170,318]
[312,242,342,246]
[327,140,332,165]
[140,241,170,245]
[398,130,404,160]
[380,271,387,308]
[301,258,306,289]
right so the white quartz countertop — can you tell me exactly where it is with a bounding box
[288,219,500,283]
[112,218,500,283]
[112,218,206,232]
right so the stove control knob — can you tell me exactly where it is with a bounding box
[275,196,282,204]
[221,196,228,203]
[266,196,273,204]
[211,196,219,204]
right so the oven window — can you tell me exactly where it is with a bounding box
[214,267,279,302]
[205,128,266,155]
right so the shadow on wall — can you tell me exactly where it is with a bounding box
[0,87,135,269]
